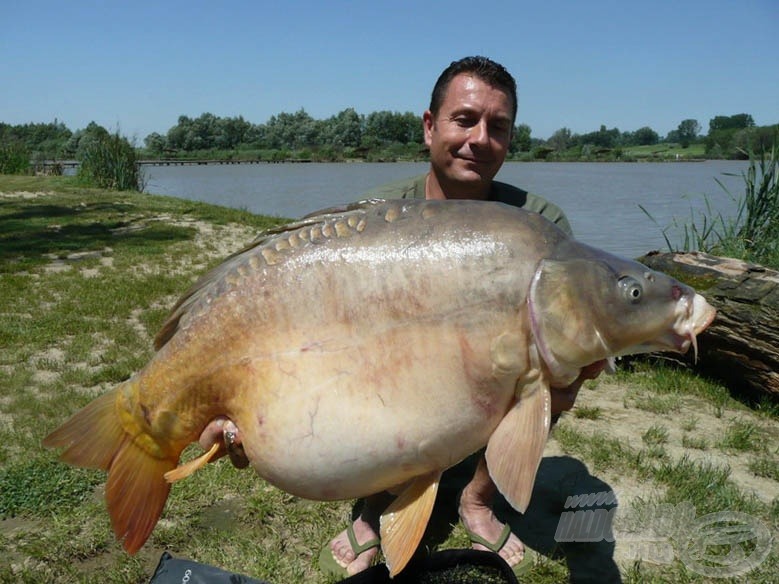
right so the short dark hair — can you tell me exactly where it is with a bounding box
[429,56,518,123]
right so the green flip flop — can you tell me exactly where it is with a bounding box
[318,523,381,578]
[465,523,535,576]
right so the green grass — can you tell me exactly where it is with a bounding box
[621,142,707,160]
[749,455,779,481]
[681,434,708,450]
[718,419,764,452]
[553,420,776,582]
[573,405,603,420]
[0,458,103,517]
[642,425,669,446]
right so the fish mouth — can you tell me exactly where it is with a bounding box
[666,293,716,360]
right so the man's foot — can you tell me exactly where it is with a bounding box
[459,486,529,572]
[319,516,380,577]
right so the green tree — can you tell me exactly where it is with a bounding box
[677,119,701,148]
[364,111,421,144]
[547,127,572,151]
[510,123,532,152]
[706,114,757,158]
[64,122,110,158]
[322,108,363,148]
[401,112,424,144]
[144,132,166,154]
[0,120,71,159]
[165,115,192,151]
[633,126,660,146]
[709,113,755,133]
[187,112,219,150]
[579,125,620,149]
[214,116,251,149]
[265,109,321,149]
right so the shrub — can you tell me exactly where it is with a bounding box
[0,142,30,174]
[76,131,142,190]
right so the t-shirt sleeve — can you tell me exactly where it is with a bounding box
[523,193,574,237]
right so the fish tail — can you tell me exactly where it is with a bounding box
[104,430,174,553]
[42,387,125,470]
[43,382,177,554]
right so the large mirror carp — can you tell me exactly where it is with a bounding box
[45,199,715,576]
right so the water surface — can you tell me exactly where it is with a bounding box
[143,161,749,258]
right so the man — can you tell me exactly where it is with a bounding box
[321,56,605,577]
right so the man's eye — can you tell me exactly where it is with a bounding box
[454,116,476,127]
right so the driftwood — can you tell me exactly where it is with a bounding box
[638,251,779,401]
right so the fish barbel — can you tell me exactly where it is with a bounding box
[44,199,715,576]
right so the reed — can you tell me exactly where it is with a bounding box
[0,142,30,174]
[77,131,143,191]
[641,140,779,268]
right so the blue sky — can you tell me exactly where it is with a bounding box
[1,0,776,142]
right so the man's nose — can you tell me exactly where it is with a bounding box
[468,120,489,146]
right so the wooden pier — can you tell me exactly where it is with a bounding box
[35,158,314,173]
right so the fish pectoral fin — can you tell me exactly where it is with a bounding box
[379,472,440,577]
[485,379,551,513]
[164,442,220,483]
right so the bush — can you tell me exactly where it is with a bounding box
[76,131,141,190]
[0,142,30,174]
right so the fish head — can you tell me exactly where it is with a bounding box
[528,243,716,383]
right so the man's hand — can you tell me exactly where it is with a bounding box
[550,360,607,416]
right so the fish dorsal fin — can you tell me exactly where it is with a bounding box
[154,200,387,350]
[380,472,440,577]
[299,197,387,219]
[485,375,551,513]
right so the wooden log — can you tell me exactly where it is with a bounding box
[637,251,779,401]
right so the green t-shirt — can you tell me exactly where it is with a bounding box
[361,173,573,237]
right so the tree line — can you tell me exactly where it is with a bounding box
[545,114,776,159]
[1,110,776,170]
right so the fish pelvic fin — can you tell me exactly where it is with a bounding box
[164,442,220,483]
[43,381,178,554]
[485,378,551,513]
[380,472,440,577]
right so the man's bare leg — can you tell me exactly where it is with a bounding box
[459,360,606,567]
[458,454,526,566]
[328,492,393,575]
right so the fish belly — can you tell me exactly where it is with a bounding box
[237,321,518,501]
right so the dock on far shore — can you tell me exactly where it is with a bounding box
[33,158,315,173]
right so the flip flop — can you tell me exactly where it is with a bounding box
[318,523,381,578]
[465,523,535,577]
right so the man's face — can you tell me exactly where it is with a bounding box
[424,73,514,197]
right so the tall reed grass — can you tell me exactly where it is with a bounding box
[0,143,30,174]
[77,131,143,191]
[642,141,779,268]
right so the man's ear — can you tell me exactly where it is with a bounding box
[422,110,434,147]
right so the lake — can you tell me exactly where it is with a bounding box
[142,160,750,258]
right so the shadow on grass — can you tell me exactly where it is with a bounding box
[342,454,621,583]
[0,200,194,263]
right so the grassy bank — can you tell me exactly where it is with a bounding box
[0,176,776,583]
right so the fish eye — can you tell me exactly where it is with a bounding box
[619,276,643,304]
